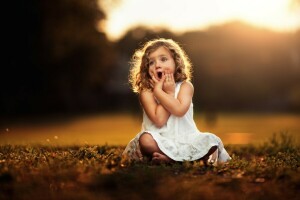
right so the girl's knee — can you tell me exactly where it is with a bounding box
[139,133,156,155]
[139,133,153,146]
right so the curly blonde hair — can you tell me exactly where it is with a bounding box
[129,38,192,93]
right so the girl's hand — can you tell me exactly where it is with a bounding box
[163,71,175,96]
[151,72,166,91]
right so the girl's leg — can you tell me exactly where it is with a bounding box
[139,133,161,156]
[139,133,173,163]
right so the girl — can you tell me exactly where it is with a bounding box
[123,38,231,165]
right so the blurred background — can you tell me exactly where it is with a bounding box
[0,0,300,145]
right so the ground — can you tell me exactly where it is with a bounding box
[0,133,299,200]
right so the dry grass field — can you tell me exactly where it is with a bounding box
[0,133,299,200]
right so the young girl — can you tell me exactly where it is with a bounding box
[123,38,231,165]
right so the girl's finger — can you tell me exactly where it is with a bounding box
[170,73,174,82]
[149,79,154,87]
[161,72,166,82]
[167,73,171,82]
[151,74,158,82]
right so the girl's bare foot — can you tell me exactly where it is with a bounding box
[151,152,173,164]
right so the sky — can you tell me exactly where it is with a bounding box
[98,0,300,41]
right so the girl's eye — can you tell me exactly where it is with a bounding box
[148,61,154,66]
[161,57,167,62]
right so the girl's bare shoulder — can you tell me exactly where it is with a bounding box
[139,89,154,102]
[140,89,152,97]
[180,81,194,92]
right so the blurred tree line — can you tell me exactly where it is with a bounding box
[1,0,300,118]
[2,0,115,117]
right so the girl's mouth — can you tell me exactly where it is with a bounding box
[157,72,162,79]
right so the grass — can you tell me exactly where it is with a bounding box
[0,132,299,200]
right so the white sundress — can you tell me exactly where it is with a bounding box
[123,82,231,163]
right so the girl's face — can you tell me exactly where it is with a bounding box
[147,46,176,80]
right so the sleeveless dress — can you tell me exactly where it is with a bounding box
[123,82,231,164]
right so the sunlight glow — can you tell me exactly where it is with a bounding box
[99,0,300,41]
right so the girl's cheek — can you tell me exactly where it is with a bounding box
[165,67,174,73]
[148,68,154,76]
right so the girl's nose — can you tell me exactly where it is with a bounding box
[155,63,161,69]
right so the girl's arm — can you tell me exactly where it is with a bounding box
[153,81,194,117]
[151,72,193,117]
[139,90,171,128]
